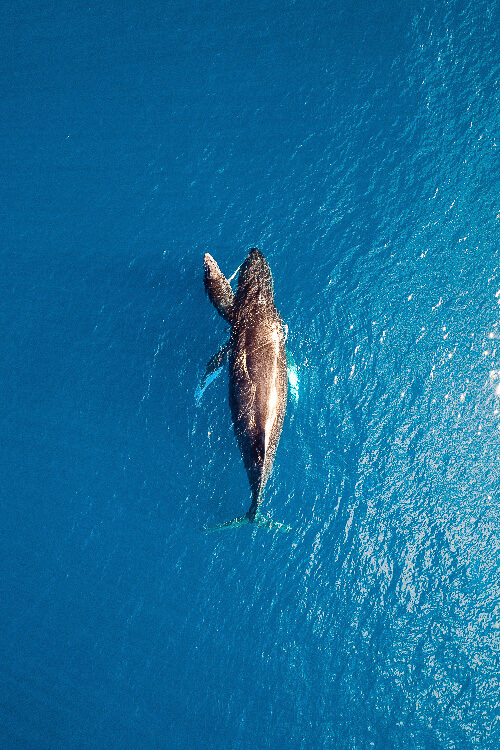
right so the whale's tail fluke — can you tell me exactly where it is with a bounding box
[205,510,290,533]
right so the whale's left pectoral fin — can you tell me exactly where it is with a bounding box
[195,342,230,404]
[204,254,235,323]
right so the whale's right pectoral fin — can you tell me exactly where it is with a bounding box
[204,253,235,323]
[195,342,230,404]
[286,348,299,404]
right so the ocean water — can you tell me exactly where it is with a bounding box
[2,0,500,748]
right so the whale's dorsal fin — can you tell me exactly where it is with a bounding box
[204,253,235,324]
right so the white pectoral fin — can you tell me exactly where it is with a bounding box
[195,342,229,405]
[195,366,224,404]
[227,263,241,284]
[287,363,299,403]
[286,348,299,404]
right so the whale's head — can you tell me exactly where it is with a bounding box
[235,248,274,309]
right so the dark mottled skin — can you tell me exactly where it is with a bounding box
[203,253,235,323]
[204,248,287,521]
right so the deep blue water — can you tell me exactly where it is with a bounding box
[2,0,500,747]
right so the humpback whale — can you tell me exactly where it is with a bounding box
[200,248,290,531]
